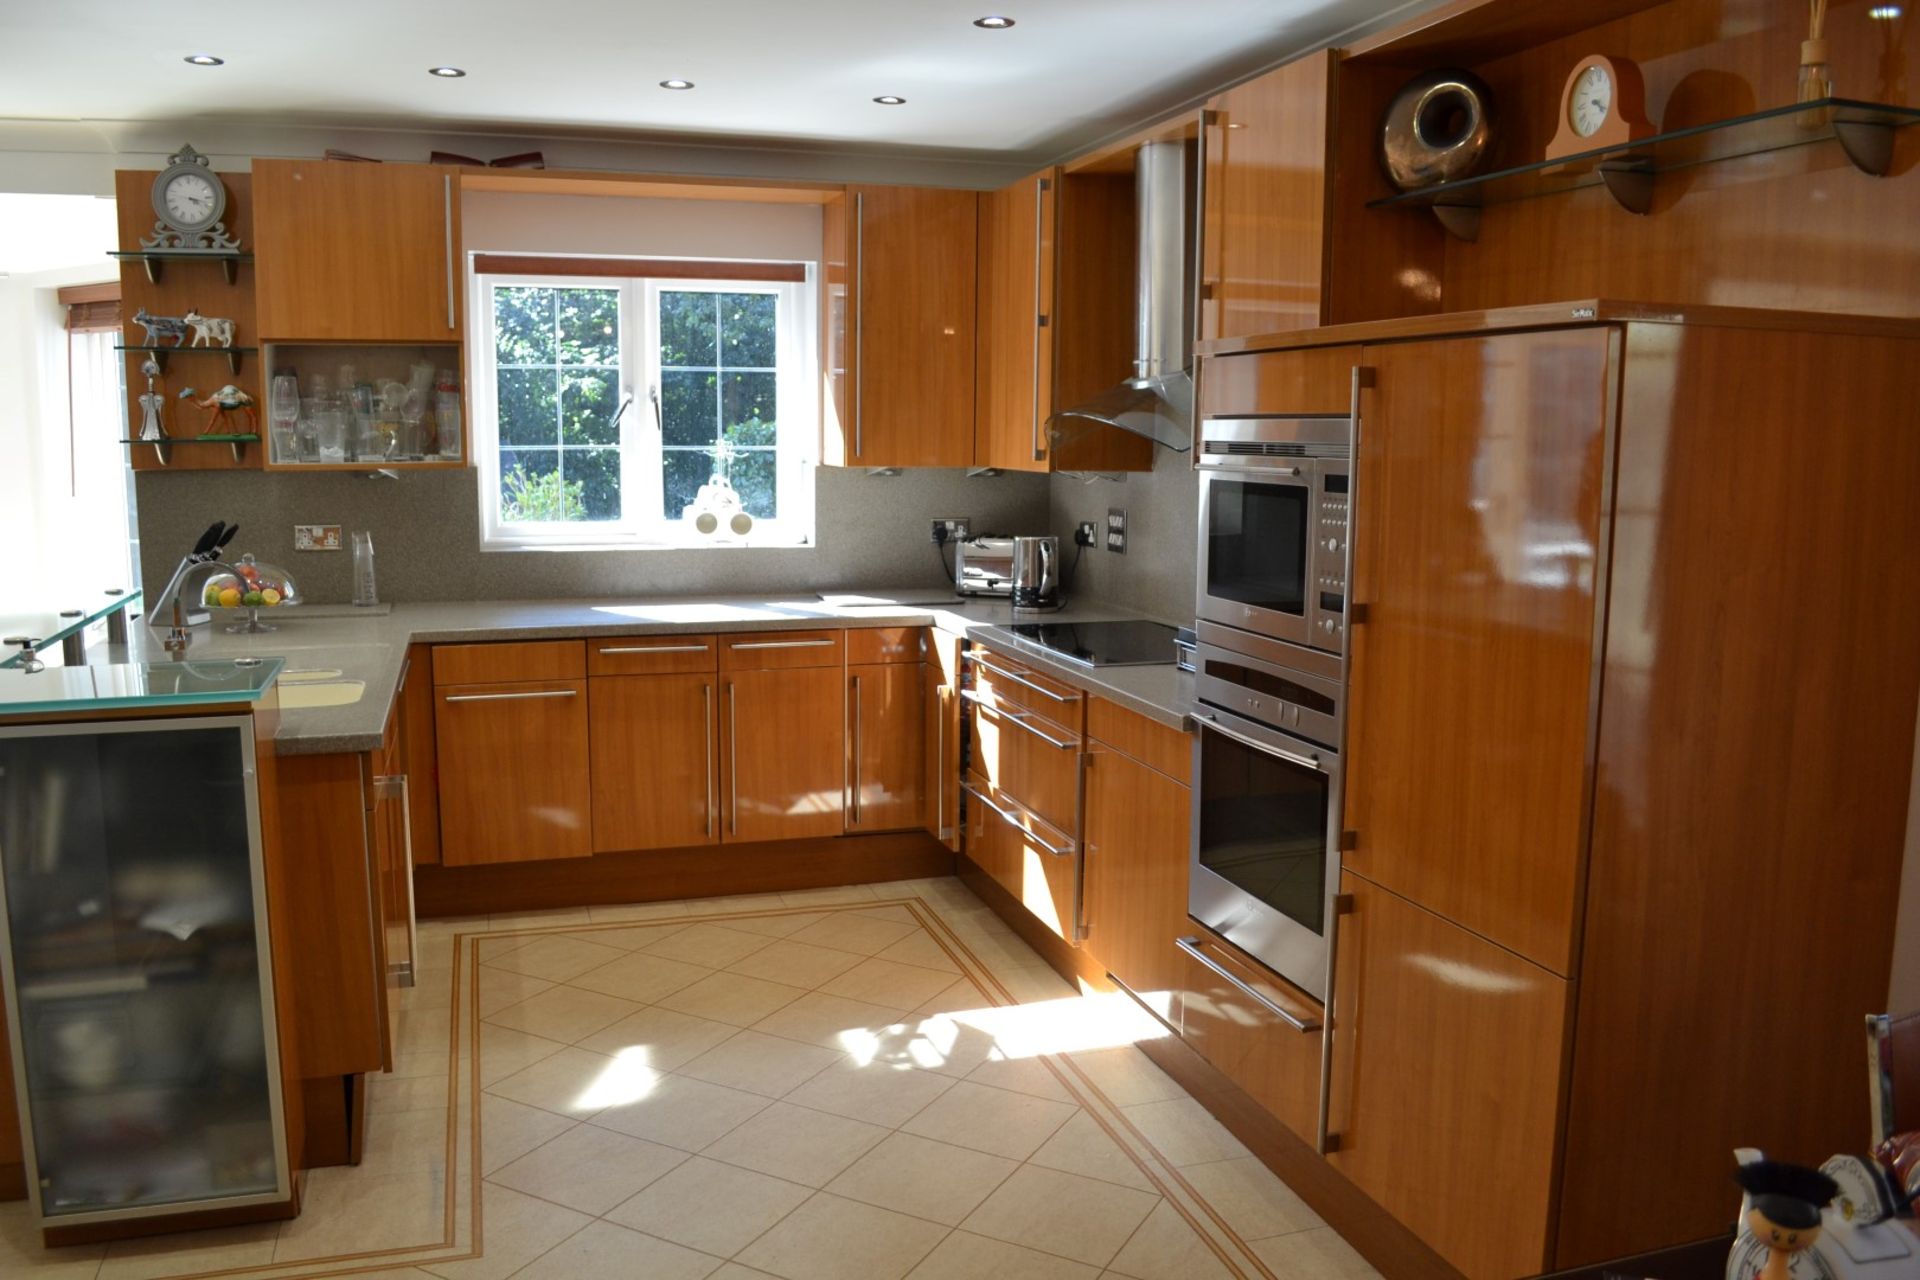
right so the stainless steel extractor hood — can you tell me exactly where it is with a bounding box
[1048,139,1194,455]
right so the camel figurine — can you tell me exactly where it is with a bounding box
[183,310,235,348]
[184,384,256,435]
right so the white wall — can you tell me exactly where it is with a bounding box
[463,191,820,259]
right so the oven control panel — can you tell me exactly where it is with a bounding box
[1313,470,1351,644]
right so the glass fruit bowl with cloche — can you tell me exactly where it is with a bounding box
[201,553,300,633]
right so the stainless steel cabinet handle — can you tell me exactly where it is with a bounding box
[960,688,1077,750]
[443,173,454,331]
[1316,896,1348,1154]
[849,674,863,825]
[853,190,864,461]
[1031,175,1049,462]
[444,689,577,703]
[729,638,836,651]
[374,773,418,987]
[727,683,738,835]
[599,643,710,655]
[1072,749,1090,942]
[962,650,1078,703]
[1196,711,1321,771]
[935,684,949,839]
[703,683,715,838]
[1176,936,1321,1032]
[962,779,1074,858]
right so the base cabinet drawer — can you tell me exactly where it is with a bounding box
[1174,931,1321,1142]
[720,630,844,671]
[435,681,591,864]
[964,690,1080,833]
[590,673,718,852]
[966,773,1079,943]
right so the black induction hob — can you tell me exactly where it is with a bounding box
[1006,620,1181,668]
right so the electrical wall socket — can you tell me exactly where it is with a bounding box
[1074,521,1097,547]
[1105,508,1127,554]
[294,524,343,552]
[930,517,971,543]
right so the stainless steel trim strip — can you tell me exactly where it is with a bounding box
[1072,749,1090,942]
[935,684,949,839]
[729,638,836,651]
[962,649,1078,703]
[443,174,454,331]
[850,674,863,824]
[960,688,1077,750]
[703,683,715,838]
[853,190,864,460]
[443,689,576,703]
[598,643,710,654]
[962,779,1073,858]
[1176,936,1320,1031]
[1031,176,1049,462]
[727,683,739,834]
[1195,710,1320,770]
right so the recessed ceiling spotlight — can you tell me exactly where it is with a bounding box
[660,79,695,90]
[428,66,466,77]
[873,95,907,105]
[183,54,224,66]
[973,15,1016,28]
[1869,3,1902,17]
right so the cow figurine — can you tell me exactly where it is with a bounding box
[183,310,235,349]
[130,308,190,347]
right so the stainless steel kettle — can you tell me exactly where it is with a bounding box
[1010,536,1061,611]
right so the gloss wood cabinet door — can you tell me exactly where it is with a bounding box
[1343,329,1614,975]
[1081,741,1191,1001]
[1327,873,1569,1280]
[435,681,591,864]
[975,169,1055,472]
[253,159,462,341]
[848,662,925,833]
[590,674,718,852]
[722,668,846,842]
[923,631,964,851]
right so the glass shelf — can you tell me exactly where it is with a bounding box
[118,434,259,467]
[108,249,252,286]
[1367,97,1920,241]
[117,344,256,375]
[0,657,283,714]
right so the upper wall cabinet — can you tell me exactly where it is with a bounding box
[821,185,977,468]
[975,169,1055,473]
[1198,51,1334,343]
[253,160,464,342]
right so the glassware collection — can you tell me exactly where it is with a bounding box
[265,361,462,465]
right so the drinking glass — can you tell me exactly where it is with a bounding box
[314,407,347,462]
[269,374,300,463]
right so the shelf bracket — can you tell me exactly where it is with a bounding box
[228,438,248,465]
[142,258,162,285]
[149,441,172,468]
[1430,203,1481,242]
[1598,163,1654,215]
[224,348,242,376]
[1832,120,1894,176]
[220,257,239,286]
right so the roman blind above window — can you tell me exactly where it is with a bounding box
[471,255,805,283]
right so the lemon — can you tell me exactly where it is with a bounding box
[218,587,242,608]
[261,589,281,606]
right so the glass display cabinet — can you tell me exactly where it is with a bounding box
[0,713,289,1225]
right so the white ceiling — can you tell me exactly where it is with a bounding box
[0,0,1415,165]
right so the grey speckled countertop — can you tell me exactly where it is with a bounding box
[119,590,1194,754]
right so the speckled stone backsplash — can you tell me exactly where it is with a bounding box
[135,466,1052,604]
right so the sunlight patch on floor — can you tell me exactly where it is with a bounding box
[574,1046,661,1109]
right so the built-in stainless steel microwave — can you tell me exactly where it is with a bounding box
[1195,416,1351,654]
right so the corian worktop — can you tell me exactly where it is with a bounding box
[117,590,1195,754]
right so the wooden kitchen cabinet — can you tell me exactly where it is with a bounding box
[1342,329,1613,975]
[722,667,845,842]
[1081,733,1191,1000]
[1175,929,1322,1141]
[848,662,925,832]
[1326,872,1569,1280]
[253,158,463,341]
[1198,52,1334,342]
[821,185,977,468]
[435,679,591,864]
[923,629,964,851]
[966,771,1080,944]
[591,673,719,852]
[975,168,1055,472]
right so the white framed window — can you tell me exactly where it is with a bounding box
[469,267,816,550]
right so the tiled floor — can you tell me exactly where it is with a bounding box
[1,878,1381,1280]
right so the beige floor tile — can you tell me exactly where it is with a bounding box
[905,1230,1101,1280]
[659,970,809,1027]
[393,1004,457,1059]
[851,902,920,924]
[473,933,533,965]
[900,1080,1077,1160]
[472,1023,569,1087]
[588,900,692,923]
[645,921,779,968]
[786,912,916,956]
[474,969,555,1018]
[873,930,963,973]
[1064,1047,1188,1109]
[484,934,626,982]
[0,1203,103,1279]
[512,1219,722,1280]
[778,884,881,906]
[735,1192,946,1280]
[394,975,456,1013]
[490,1122,688,1215]
[960,1165,1159,1268]
[910,977,992,1018]
[575,1004,738,1069]
[481,1093,577,1174]
[1249,1225,1381,1279]
[709,1266,786,1280]
[567,949,713,1004]
[489,906,595,931]
[606,1156,811,1258]
[590,1072,771,1151]
[714,909,830,939]
[1105,1200,1235,1280]
[825,1131,1017,1227]
[750,990,912,1051]
[965,1053,1076,1102]
[726,937,865,988]
[702,1100,889,1187]
[98,1221,279,1280]
[488,1044,649,1118]
[678,1029,845,1098]
[1121,1098,1248,1167]
[273,1166,447,1260]
[998,964,1079,1004]
[360,1103,455,1179]
[820,956,961,1009]
[484,984,641,1043]
[392,1047,456,1082]
[1180,1156,1323,1241]
[1027,1111,1158,1192]
[367,1070,452,1114]
[869,1014,1012,1078]
[781,1056,957,1128]
[419,1183,591,1280]
[575,920,691,950]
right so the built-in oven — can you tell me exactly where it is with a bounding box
[1188,629,1343,1001]
[1195,416,1351,654]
